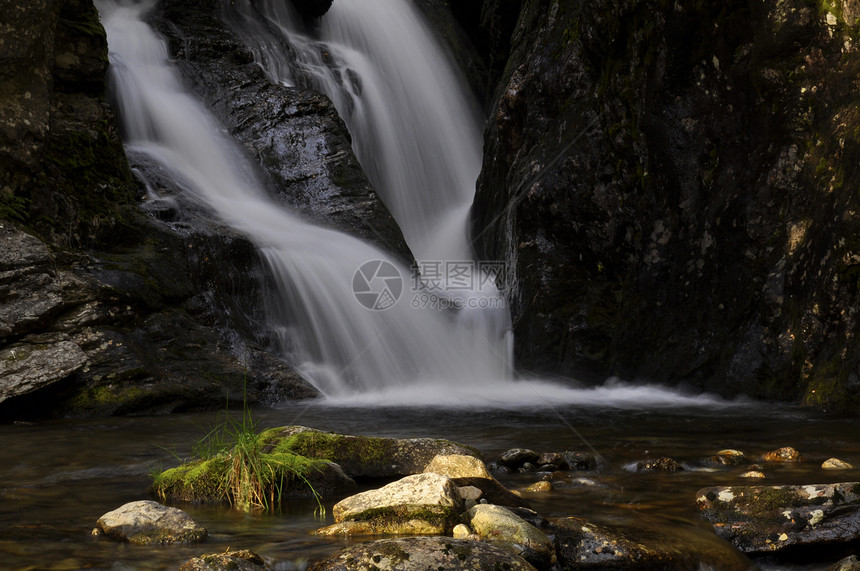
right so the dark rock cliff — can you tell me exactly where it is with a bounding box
[154,0,410,259]
[0,0,325,420]
[472,0,860,410]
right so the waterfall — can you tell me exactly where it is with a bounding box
[95,0,517,402]
[225,0,514,379]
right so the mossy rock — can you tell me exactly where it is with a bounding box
[151,450,341,506]
[258,425,482,478]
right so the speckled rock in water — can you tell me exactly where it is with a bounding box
[708,449,747,466]
[306,536,537,571]
[763,446,804,463]
[822,457,854,470]
[95,500,206,545]
[179,550,266,571]
[553,515,753,570]
[740,470,766,478]
[695,482,860,553]
[636,457,684,472]
[468,503,555,569]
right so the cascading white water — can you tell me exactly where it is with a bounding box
[96,0,516,400]
[230,0,482,264]
[227,0,514,380]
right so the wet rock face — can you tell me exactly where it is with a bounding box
[153,0,409,259]
[472,0,860,410]
[0,0,139,248]
[289,0,333,20]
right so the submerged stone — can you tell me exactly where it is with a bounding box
[179,549,266,571]
[553,515,752,570]
[306,536,537,570]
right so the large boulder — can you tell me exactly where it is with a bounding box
[258,426,481,478]
[314,473,462,535]
[94,500,207,545]
[696,482,860,553]
[306,536,537,570]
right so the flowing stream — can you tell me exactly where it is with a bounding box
[0,401,856,570]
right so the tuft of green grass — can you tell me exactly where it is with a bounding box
[151,390,326,514]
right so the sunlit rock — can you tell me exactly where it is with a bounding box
[452,523,472,539]
[95,500,206,545]
[468,504,555,569]
[822,457,854,470]
[424,453,492,479]
[313,473,462,536]
[763,446,804,462]
[525,480,553,493]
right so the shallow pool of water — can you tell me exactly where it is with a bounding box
[1,387,857,570]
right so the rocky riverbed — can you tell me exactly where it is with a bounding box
[87,424,860,570]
